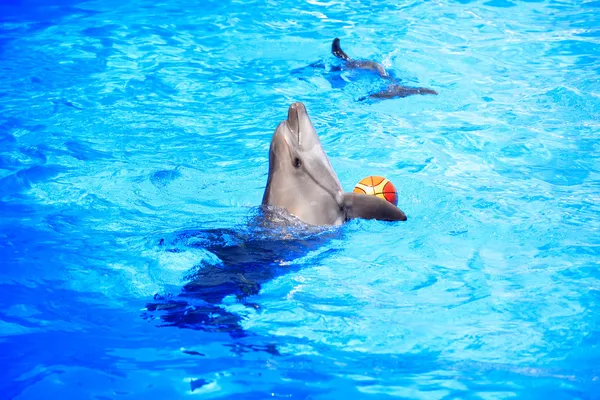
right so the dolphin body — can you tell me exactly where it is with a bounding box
[263,102,407,225]
[145,103,406,335]
[292,38,437,100]
[331,38,438,100]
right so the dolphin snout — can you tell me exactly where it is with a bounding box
[287,102,306,139]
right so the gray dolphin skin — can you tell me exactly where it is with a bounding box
[262,102,407,226]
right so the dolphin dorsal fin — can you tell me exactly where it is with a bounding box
[342,193,407,222]
[332,38,351,61]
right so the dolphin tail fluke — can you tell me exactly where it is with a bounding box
[332,38,351,61]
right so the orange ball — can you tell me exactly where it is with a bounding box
[353,176,398,206]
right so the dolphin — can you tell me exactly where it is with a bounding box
[331,38,438,100]
[304,38,438,101]
[262,102,407,225]
[290,39,438,100]
[144,103,406,335]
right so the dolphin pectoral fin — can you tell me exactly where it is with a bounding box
[343,193,407,222]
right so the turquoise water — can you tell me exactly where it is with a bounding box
[2,0,600,398]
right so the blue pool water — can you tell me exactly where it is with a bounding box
[2,0,600,398]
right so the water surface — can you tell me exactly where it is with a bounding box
[1,0,600,398]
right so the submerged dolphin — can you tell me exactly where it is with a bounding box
[331,38,438,100]
[262,102,407,225]
[291,39,437,100]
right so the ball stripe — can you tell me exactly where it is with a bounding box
[371,176,385,186]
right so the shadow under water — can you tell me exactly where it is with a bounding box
[143,207,342,338]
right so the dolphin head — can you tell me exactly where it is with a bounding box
[262,102,345,226]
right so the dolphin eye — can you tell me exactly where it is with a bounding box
[293,157,302,169]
